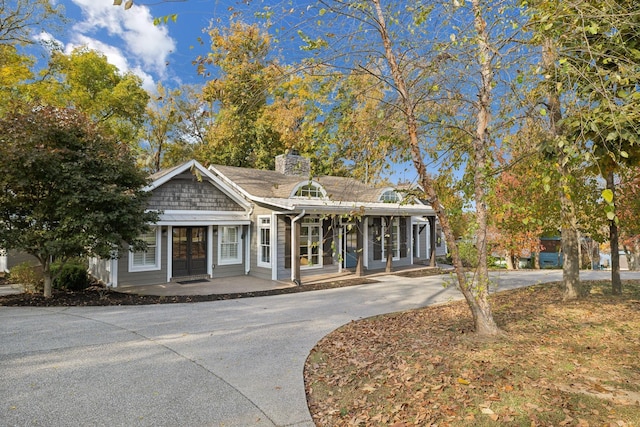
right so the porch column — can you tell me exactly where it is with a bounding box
[291,212,304,285]
[355,217,364,277]
[385,216,393,273]
[428,216,437,267]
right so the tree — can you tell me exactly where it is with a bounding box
[617,166,640,270]
[0,44,33,114]
[0,106,158,298]
[329,70,405,182]
[29,48,150,147]
[0,0,63,46]
[141,82,183,172]
[307,0,527,335]
[528,0,640,296]
[195,20,285,169]
[158,84,215,167]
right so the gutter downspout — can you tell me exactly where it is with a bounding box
[245,205,254,275]
[291,210,305,284]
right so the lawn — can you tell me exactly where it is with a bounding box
[305,280,640,426]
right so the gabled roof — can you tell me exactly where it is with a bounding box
[208,164,435,216]
[145,160,252,211]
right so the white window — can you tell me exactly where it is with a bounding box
[258,216,271,268]
[300,217,322,268]
[380,190,401,203]
[293,182,326,198]
[219,226,242,265]
[381,218,400,260]
[129,227,161,272]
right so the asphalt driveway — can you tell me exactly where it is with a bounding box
[2,270,639,427]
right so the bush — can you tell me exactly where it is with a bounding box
[8,262,43,293]
[458,241,479,268]
[52,259,89,291]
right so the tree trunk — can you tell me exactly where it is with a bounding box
[505,250,514,270]
[606,170,622,294]
[371,0,499,335]
[633,239,640,270]
[542,36,581,300]
[467,0,499,335]
[561,216,581,300]
[533,251,540,269]
[42,257,52,299]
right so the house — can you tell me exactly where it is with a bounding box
[89,153,446,288]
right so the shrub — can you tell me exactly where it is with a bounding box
[458,241,479,268]
[8,262,43,293]
[52,259,89,291]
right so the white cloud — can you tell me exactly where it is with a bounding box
[32,31,64,52]
[67,0,176,79]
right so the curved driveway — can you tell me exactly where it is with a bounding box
[2,270,639,426]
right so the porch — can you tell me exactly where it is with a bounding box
[115,264,444,296]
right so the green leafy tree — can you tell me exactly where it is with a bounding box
[0,106,158,298]
[29,48,149,147]
[0,44,33,113]
[528,0,640,296]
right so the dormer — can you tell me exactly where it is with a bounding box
[378,188,402,203]
[291,181,327,199]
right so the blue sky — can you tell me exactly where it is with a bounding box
[37,0,426,183]
[45,0,270,91]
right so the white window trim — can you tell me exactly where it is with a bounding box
[300,217,323,269]
[290,181,327,199]
[257,216,272,268]
[218,225,242,265]
[379,189,401,203]
[128,227,161,272]
[381,218,400,261]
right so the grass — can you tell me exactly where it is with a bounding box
[304,280,640,426]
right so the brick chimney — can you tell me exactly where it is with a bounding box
[275,150,311,177]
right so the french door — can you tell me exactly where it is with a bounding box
[172,227,208,277]
[300,218,321,268]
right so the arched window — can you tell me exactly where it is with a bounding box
[379,189,401,203]
[292,182,326,198]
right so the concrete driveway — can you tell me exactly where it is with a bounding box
[2,270,639,427]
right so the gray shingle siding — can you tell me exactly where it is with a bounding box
[117,232,169,287]
[148,172,244,211]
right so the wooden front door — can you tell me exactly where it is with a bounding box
[172,227,208,277]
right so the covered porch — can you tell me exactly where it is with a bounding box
[281,211,439,285]
[116,264,443,296]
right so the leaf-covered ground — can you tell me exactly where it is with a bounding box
[305,280,640,426]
